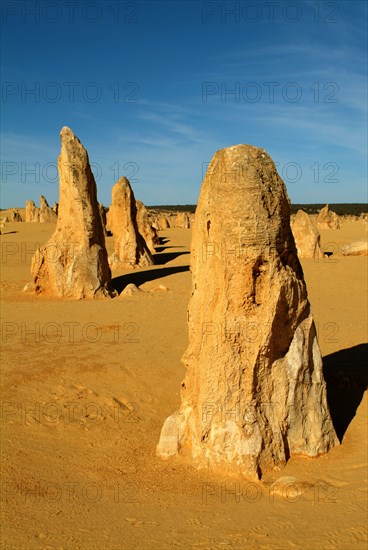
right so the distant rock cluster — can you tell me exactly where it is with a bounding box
[1,208,23,222]
[25,196,57,223]
[20,127,169,297]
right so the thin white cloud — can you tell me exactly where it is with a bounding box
[137,110,207,144]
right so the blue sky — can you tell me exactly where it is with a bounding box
[1,0,367,208]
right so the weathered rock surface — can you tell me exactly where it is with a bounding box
[12,210,23,221]
[39,195,57,223]
[291,210,323,260]
[108,177,154,269]
[175,212,190,229]
[159,217,170,229]
[119,283,142,296]
[317,204,340,229]
[52,202,59,215]
[31,127,114,299]
[0,208,23,222]
[157,144,338,479]
[26,197,57,223]
[25,200,40,222]
[341,241,368,256]
[136,200,158,254]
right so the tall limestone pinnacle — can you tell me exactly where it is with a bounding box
[31,126,115,299]
[157,144,338,479]
[108,177,154,269]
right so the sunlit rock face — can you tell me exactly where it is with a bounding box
[317,204,340,229]
[108,177,154,270]
[31,127,114,299]
[39,195,57,223]
[136,200,158,254]
[157,144,338,479]
[291,210,323,260]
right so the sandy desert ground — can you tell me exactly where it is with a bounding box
[1,219,367,550]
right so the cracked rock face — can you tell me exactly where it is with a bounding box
[108,177,154,269]
[31,127,114,299]
[157,144,338,479]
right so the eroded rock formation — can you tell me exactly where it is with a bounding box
[157,144,338,479]
[31,127,114,299]
[39,195,57,223]
[317,205,340,229]
[341,241,368,256]
[159,217,170,229]
[108,177,154,269]
[175,212,190,229]
[0,208,23,222]
[291,210,323,260]
[25,200,40,222]
[136,200,158,254]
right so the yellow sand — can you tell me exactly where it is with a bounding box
[1,220,367,549]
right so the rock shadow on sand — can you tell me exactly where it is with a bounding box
[154,245,185,253]
[153,251,189,265]
[323,343,368,442]
[111,265,190,294]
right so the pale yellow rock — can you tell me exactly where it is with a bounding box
[31,127,115,299]
[22,282,36,293]
[39,195,57,223]
[175,212,190,229]
[136,200,158,254]
[159,217,170,229]
[108,178,154,269]
[291,210,323,260]
[25,200,40,222]
[157,144,338,480]
[341,241,368,256]
[119,283,142,296]
[317,204,340,229]
[0,208,23,222]
[0,216,6,235]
